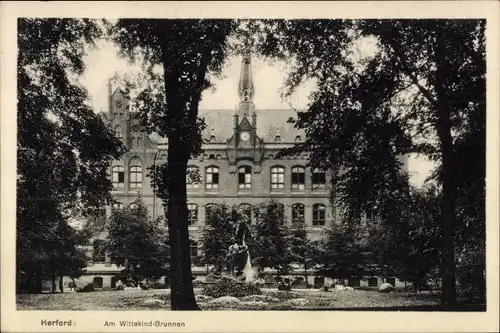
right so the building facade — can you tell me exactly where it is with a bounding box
[60,55,410,291]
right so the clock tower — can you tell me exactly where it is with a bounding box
[226,52,264,169]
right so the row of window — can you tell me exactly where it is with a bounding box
[194,202,326,226]
[111,162,327,191]
[111,157,143,190]
[110,202,327,226]
[189,165,327,191]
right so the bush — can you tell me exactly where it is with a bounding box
[114,284,124,291]
[202,278,262,298]
[278,281,291,291]
[321,285,330,292]
[76,282,95,293]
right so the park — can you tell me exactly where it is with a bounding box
[16,17,486,313]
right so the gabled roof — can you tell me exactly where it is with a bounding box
[200,108,306,143]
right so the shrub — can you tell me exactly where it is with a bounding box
[115,284,124,291]
[76,282,95,293]
[277,282,291,291]
[202,278,262,298]
[321,285,330,292]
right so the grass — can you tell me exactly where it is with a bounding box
[15,288,459,311]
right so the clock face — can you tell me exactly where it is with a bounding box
[240,132,250,141]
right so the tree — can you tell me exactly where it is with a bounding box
[315,223,367,285]
[106,198,170,285]
[288,220,320,285]
[17,18,124,292]
[254,19,485,307]
[250,200,293,277]
[110,19,237,309]
[199,203,234,273]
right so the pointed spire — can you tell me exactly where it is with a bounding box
[238,51,254,118]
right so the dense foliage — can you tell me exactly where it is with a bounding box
[17,18,124,293]
[202,278,262,298]
[106,198,170,284]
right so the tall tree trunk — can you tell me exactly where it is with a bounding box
[435,34,457,308]
[59,275,64,293]
[166,148,199,310]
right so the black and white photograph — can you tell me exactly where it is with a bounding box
[1,1,499,332]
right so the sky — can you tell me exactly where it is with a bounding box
[80,39,434,187]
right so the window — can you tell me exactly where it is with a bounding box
[186,166,201,188]
[368,278,378,287]
[312,168,326,189]
[238,166,252,189]
[271,166,285,190]
[386,277,396,286]
[205,166,219,189]
[295,135,302,142]
[190,240,198,258]
[187,203,198,226]
[93,240,106,263]
[112,165,125,190]
[137,137,142,147]
[292,203,305,224]
[129,157,142,189]
[312,204,326,226]
[292,166,306,190]
[93,277,103,289]
[114,125,123,139]
[131,137,137,148]
[119,113,124,120]
[112,202,123,210]
[239,203,252,223]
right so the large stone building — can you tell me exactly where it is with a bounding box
[57,54,410,291]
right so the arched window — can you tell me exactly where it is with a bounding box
[205,166,219,189]
[270,166,285,190]
[291,166,306,190]
[238,166,252,189]
[209,154,216,159]
[186,166,201,188]
[137,137,143,147]
[114,113,118,119]
[312,204,326,226]
[93,276,103,289]
[160,154,167,160]
[119,113,124,121]
[292,203,305,224]
[312,168,326,189]
[238,203,252,223]
[112,165,125,190]
[216,154,222,160]
[295,135,302,142]
[93,240,106,263]
[187,203,198,225]
[190,240,198,258]
[131,137,137,148]
[129,157,142,189]
[114,125,123,139]
[112,202,123,210]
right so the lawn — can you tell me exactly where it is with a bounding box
[16,288,449,311]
